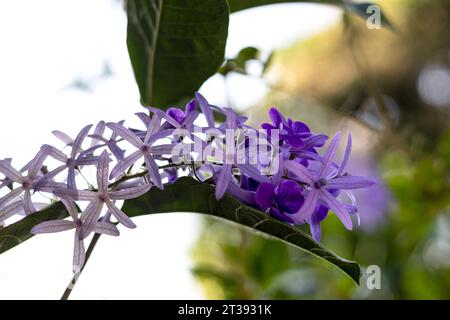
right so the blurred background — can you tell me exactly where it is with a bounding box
[0,0,449,299]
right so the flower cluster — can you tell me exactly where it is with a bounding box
[0,93,374,272]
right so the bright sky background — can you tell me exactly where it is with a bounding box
[0,0,339,299]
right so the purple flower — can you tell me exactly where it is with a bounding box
[106,120,173,189]
[38,125,98,189]
[0,149,48,215]
[80,120,126,161]
[262,107,312,148]
[53,151,151,239]
[284,132,375,230]
[255,180,304,223]
[31,197,119,272]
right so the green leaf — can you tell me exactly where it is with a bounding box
[0,202,68,254]
[219,46,260,75]
[0,177,361,284]
[121,177,361,284]
[127,0,229,109]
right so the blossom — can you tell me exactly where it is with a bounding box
[31,197,119,272]
[148,99,200,130]
[54,150,151,239]
[80,120,126,161]
[284,132,375,230]
[0,149,48,215]
[38,124,98,190]
[106,120,174,189]
[255,180,304,223]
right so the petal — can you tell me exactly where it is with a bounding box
[337,134,352,176]
[33,165,67,190]
[195,92,215,127]
[107,122,143,149]
[309,221,322,241]
[109,143,125,161]
[215,164,232,199]
[23,190,36,215]
[303,134,328,149]
[79,200,103,239]
[53,188,98,201]
[110,184,151,200]
[90,121,106,147]
[60,197,80,220]
[318,132,341,178]
[291,188,319,223]
[76,155,100,166]
[275,180,304,214]
[94,221,120,236]
[0,201,23,223]
[236,164,269,183]
[227,182,256,205]
[41,144,68,163]
[135,112,151,127]
[0,187,24,208]
[255,183,275,210]
[151,144,175,156]
[73,232,85,273]
[27,149,48,180]
[268,107,284,128]
[283,160,314,185]
[71,124,93,158]
[110,150,143,179]
[52,130,74,146]
[145,129,174,145]
[96,151,110,192]
[67,167,77,190]
[0,160,23,183]
[105,201,136,229]
[147,107,180,130]
[144,155,163,189]
[320,189,352,230]
[326,176,376,190]
[31,220,74,234]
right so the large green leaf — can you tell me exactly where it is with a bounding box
[126,0,229,109]
[0,202,68,254]
[0,177,361,284]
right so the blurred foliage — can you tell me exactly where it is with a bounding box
[191,0,450,299]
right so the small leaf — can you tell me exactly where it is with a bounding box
[219,46,260,76]
[127,0,229,109]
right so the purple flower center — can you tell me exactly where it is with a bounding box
[21,179,32,190]
[314,178,328,189]
[74,219,82,228]
[66,158,77,167]
[140,144,150,154]
[97,193,109,202]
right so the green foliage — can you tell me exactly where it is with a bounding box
[126,0,229,108]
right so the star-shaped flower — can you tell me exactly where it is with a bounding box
[0,149,48,215]
[38,124,98,189]
[31,197,119,272]
[284,132,375,230]
[106,120,174,189]
[54,150,151,239]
